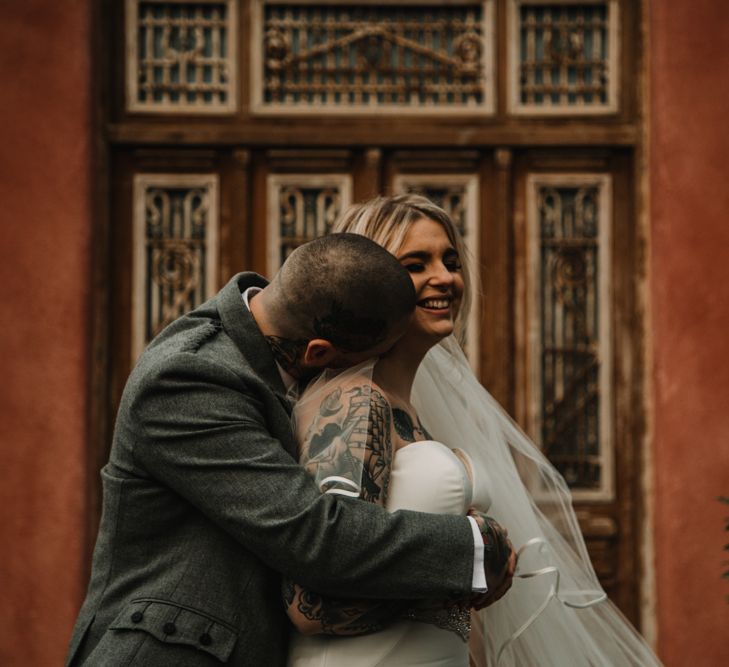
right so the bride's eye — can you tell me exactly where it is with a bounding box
[444,254,462,272]
[403,263,425,273]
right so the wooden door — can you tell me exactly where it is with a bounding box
[97,0,647,629]
[246,145,642,619]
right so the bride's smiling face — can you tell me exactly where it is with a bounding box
[396,217,464,343]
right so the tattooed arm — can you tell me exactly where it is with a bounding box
[283,579,410,636]
[284,381,407,635]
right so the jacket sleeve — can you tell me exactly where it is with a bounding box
[124,351,475,601]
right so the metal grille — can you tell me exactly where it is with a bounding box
[530,177,612,496]
[128,0,236,112]
[267,175,352,276]
[133,175,219,358]
[512,1,617,113]
[257,2,493,113]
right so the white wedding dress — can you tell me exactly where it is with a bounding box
[289,341,662,666]
[287,440,491,667]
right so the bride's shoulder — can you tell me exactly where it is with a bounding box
[330,375,394,418]
[293,366,393,434]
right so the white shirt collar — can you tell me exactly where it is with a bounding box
[241,286,297,392]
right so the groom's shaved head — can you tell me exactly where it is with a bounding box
[264,233,415,352]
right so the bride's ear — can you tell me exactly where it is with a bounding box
[302,339,338,368]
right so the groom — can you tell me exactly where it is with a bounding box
[67,233,513,666]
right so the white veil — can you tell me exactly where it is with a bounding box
[412,336,661,666]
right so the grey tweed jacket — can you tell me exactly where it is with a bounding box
[67,273,474,666]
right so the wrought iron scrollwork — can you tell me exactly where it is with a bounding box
[537,184,604,490]
[516,2,614,111]
[260,3,491,110]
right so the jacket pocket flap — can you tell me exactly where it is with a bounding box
[110,599,238,663]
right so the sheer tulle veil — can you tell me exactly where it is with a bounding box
[291,336,661,665]
[412,336,661,666]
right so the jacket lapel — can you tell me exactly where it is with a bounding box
[217,273,289,404]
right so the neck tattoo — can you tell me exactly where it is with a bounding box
[264,335,308,379]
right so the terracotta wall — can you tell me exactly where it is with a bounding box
[650,1,729,664]
[0,1,92,664]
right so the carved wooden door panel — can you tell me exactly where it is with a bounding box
[511,150,643,620]
[108,144,642,627]
[386,149,642,621]
[250,146,642,623]
[102,0,646,630]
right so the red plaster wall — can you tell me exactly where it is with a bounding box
[0,1,92,664]
[651,1,729,664]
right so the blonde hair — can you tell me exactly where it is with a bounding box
[332,194,473,342]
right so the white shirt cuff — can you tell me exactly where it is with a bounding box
[467,516,487,592]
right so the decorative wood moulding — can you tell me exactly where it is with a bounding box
[526,173,613,500]
[584,535,618,579]
[523,151,612,170]
[132,174,220,359]
[392,174,481,370]
[251,0,496,115]
[576,511,618,537]
[121,0,625,120]
[265,149,353,171]
[508,0,619,115]
[131,148,219,169]
[266,173,353,277]
[107,121,641,146]
[126,0,238,114]
[391,150,482,172]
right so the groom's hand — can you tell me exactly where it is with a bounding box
[468,511,517,609]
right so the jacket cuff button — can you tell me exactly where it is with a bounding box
[199,633,213,646]
[163,622,177,636]
[130,611,143,624]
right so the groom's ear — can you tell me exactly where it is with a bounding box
[302,339,338,368]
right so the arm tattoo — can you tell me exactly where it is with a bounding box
[292,587,406,636]
[301,385,393,504]
[282,577,296,607]
[320,387,344,416]
[392,408,432,443]
[361,389,393,503]
[284,385,399,636]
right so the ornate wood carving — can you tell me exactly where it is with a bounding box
[251,1,495,114]
[266,173,353,275]
[132,174,219,358]
[126,0,237,113]
[508,0,619,115]
[526,173,613,499]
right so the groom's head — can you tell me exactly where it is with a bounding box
[253,233,415,378]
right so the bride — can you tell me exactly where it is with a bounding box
[285,195,661,666]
